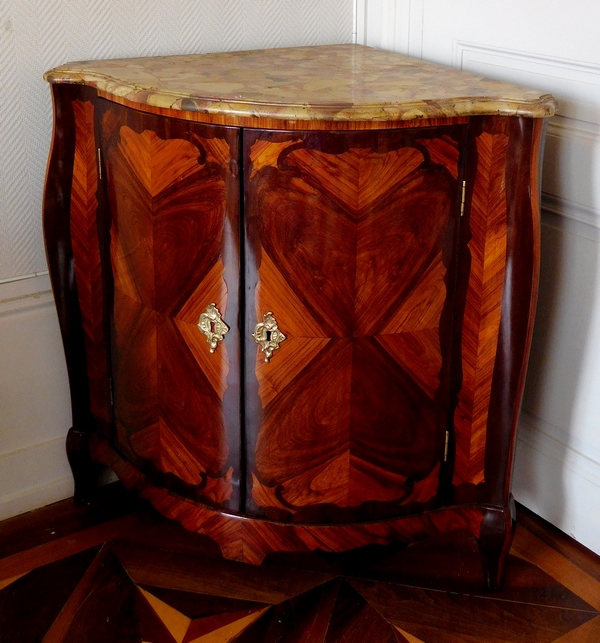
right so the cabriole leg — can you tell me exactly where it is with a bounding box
[478,499,516,590]
[66,427,103,505]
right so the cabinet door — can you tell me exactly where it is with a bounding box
[244,127,467,523]
[100,102,241,511]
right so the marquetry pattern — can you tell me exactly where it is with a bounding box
[69,100,110,421]
[91,435,484,565]
[104,119,234,504]
[453,131,509,486]
[247,133,463,520]
[0,498,598,643]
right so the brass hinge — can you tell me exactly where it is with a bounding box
[460,180,466,217]
[443,430,450,462]
[97,148,102,180]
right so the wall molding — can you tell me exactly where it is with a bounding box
[453,41,600,77]
[542,194,600,231]
[0,291,54,321]
[514,412,600,552]
[452,40,600,126]
[358,0,424,57]
[0,273,53,306]
[540,209,600,245]
[0,436,73,522]
[518,412,600,488]
[354,0,366,44]
[548,115,600,143]
[448,42,600,231]
[542,117,600,229]
[0,476,74,523]
[0,270,73,520]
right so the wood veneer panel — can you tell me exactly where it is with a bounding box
[100,102,241,510]
[347,536,596,610]
[491,117,544,505]
[4,482,595,640]
[233,580,338,643]
[244,127,467,523]
[0,547,99,643]
[41,546,109,643]
[43,85,94,438]
[516,503,600,584]
[553,616,600,642]
[351,577,596,643]
[511,524,600,612]
[110,539,334,605]
[90,435,484,565]
[453,131,509,486]
[323,579,399,643]
[69,100,111,422]
[62,551,141,643]
[450,117,544,508]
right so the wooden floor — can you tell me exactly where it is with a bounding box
[1,485,599,642]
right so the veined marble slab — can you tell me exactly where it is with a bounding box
[45,44,556,121]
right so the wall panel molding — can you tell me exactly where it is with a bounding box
[514,412,600,553]
[358,0,423,57]
[0,437,73,522]
[0,284,72,518]
[543,116,600,229]
[518,412,600,488]
[542,194,600,231]
[358,0,406,50]
[452,41,600,126]
[0,273,52,309]
[449,41,600,230]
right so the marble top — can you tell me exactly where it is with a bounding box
[45,44,556,122]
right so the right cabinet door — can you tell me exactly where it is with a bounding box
[244,127,468,523]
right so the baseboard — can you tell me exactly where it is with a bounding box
[0,278,75,521]
[0,436,74,522]
[513,412,600,556]
[0,477,74,523]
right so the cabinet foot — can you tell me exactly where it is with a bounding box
[478,500,516,591]
[66,428,104,506]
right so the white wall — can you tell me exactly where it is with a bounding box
[0,0,353,519]
[358,0,600,554]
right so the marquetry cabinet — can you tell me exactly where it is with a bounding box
[43,45,555,589]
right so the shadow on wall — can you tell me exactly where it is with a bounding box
[516,124,599,536]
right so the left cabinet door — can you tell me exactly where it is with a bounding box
[99,102,242,511]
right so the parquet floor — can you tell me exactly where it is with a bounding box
[1,485,599,642]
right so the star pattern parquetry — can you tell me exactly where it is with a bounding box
[1,522,599,643]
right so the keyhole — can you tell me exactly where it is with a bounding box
[210,321,216,334]
[266,330,272,341]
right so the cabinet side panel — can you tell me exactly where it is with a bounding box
[244,127,468,524]
[453,130,509,486]
[43,85,93,432]
[70,99,111,423]
[488,117,543,506]
[452,117,543,505]
[100,102,242,511]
